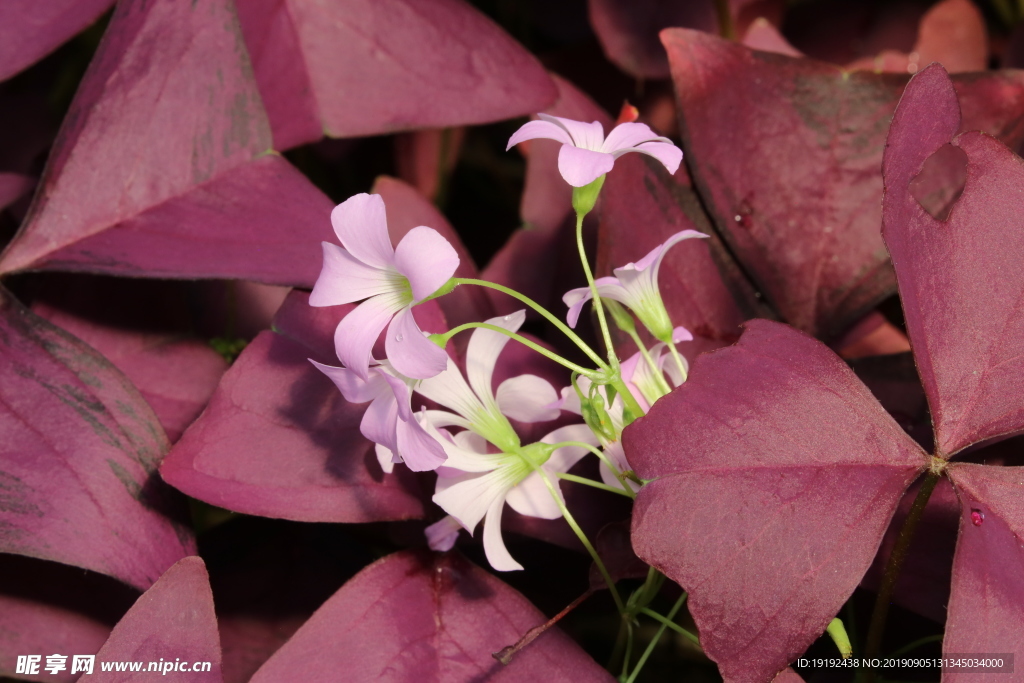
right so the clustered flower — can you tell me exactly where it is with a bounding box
[310,115,695,571]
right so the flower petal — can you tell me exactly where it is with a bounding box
[309,359,388,403]
[599,441,638,494]
[673,326,694,343]
[467,311,525,405]
[601,121,670,154]
[434,468,518,534]
[629,229,708,273]
[505,471,562,520]
[627,140,684,175]
[483,497,523,571]
[393,226,460,301]
[506,118,573,150]
[330,193,395,269]
[542,424,597,472]
[495,374,560,422]
[425,516,462,552]
[309,242,394,306]
[563,277,629,327]
[394,410,446,471]
[557,145,615,187]
[334,293,404,380]
[423,422,503,473]
[416,357,484,420]
[385,307,448,380]
[360,392,399,454]
[538,113,606,151]
[375,444,395,474]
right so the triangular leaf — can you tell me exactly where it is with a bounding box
[0,172,33,212]
[235,0,558,150]
[944,463,1024,662]
[91,557,223,682]
[160,290,427,522]
[662,28,1024,339]
[883,64,1024,457]
[0,0,335,287]
[625,320,929,682]
[0,286,192,590]
[0,0,114,82]
[249,550,615,682]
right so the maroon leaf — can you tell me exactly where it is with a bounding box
[662,29,1024,340]
[235,0,558,150]
[32,301,227,443]
[91,557,223,682]
[160,290,427,522]
[0,287,193,590]
[0,172,33,212]
[883,64,1024,457]
[0,0,335,288]
[0,0,114,82]
[372,175,493,327]
[249,550,615,682]
[625,320,929,682]
[741,19,802,58]
[597,153,768,345]
[944,464,1024,660]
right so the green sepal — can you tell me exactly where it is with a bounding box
[571,174,607,217]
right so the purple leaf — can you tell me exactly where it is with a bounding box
[249,550,615,682]
[160,290,426,522]
[32,301,227,443]
[0,172,33,212]
[625,320,929,682]
[944,464,1024,661]
[0,0,335,288]
[235,0,558,150]
[661,29,1024,340]
[91,557,223,682]
[0,0,114,82]
[883,63,1024,457]
[0,287,193,590]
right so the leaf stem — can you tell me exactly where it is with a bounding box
[638,607,699,645]
[452,278,607,368]
[436,322,599,378]
[548,440,635,497]
[667,340,688,381]
[625,327,672,395]
[863,470,940,682]
[624,593,688,683]
[557,472,634,498]
[575,212,619,366]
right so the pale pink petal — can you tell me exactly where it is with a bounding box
[627,140,684,175]
[538,113,605,150]
[335,293,405,379]
[425,515,463,552]
[598,441,638,493]
[385,307,448,379]
[330,193,395,269]
[375,444,395,474]
[393,226,460,301]
[506,118,573,150]
[672,326,693,343]
[309,242,395,306]
[308,359,387,403]
[557,385,583,415]
[495,374,560,422]
[466,311,524,404]
[600,121,671,154]
[483,497,523,571]
[630,229,707,272]
[541,424,597,472]
[424,422,503,473]
[563,277,630,327]
[394,410,446,471]
[618,353,651,412]
[557,145,615,187]
[421,409,472,431]
[433,468,516,533]
[360,391,399,454]
[416,357,484,419]
[505,471,562,520]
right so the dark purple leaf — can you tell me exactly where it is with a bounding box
[91,557,223,682]
[249,550,615,682]
[0,172,33,212]
[394,128,465,204]
[944,463,1024,660]
[588,521,648,590]
[0,0,335,288]
[625,320,929,682]
[235,0,558,150]
[0,286,193,590]
[0,0,114,82]
[883,63,1024,457]
[661,29,1024,340]
[160,290,427,522]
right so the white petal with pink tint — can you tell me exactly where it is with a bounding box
[330,193,394,269]
[334,292,405,379]
[495,375,559,422]
[557,145,615,187]
[393,226,459,301]
[385,307,448,380]
[309,242,395,306]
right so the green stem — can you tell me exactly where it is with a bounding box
[638,607,699,646]
[453,278,607,368]
[625,327,672,395]
[624,593,688,683]
[437,323,599,378]
[549,440,635,497]
[611,377,646,420]
[557,472,634,498]
[575,212,618,365]
[863,470,940,682]
[667,340,688,382]
[621,621,635,681]
[536,468,625,613]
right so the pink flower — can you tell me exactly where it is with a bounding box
[309,360,446,472]
[506,114,683,187]
[564,229,706,342]
[309,193,459,380]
